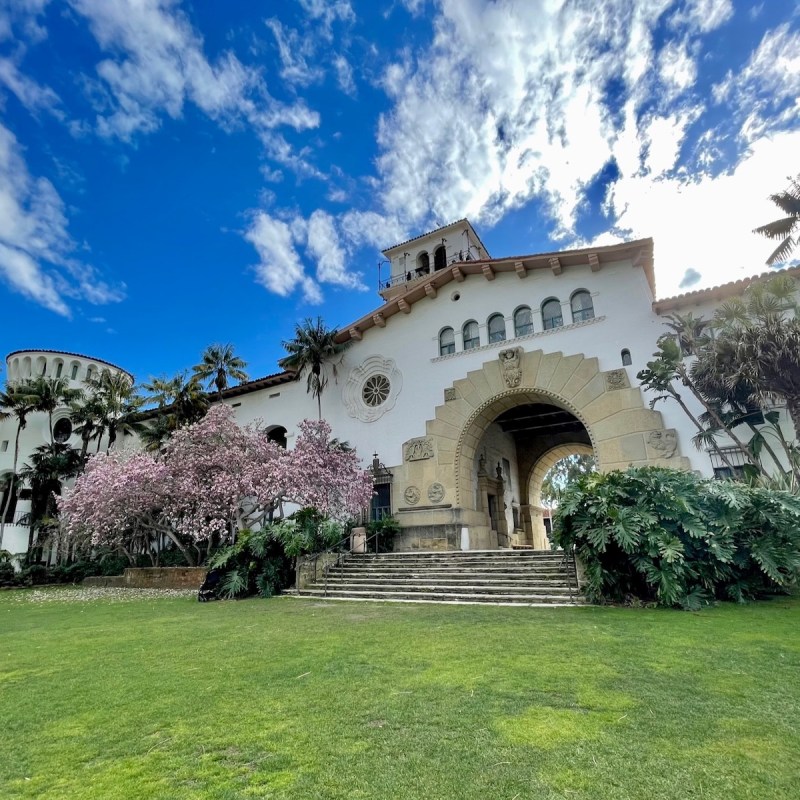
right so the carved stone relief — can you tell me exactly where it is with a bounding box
[405,437,434,462]
[427,482,445,503]
[499,347,523,388]
[647,429,678,458]
[342,355,403,423]
[604,369,630,391]
[444,387,457,401]
[404,486,421,505]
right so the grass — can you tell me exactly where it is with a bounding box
[1,588,799,800]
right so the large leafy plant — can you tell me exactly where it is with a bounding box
[553,467,800,609]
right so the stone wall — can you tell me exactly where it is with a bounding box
[83,567,207,589]
[295,552,343,590]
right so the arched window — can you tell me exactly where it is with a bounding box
[86,366,94,381]
[53,418,73,443]
[541,298,563,330]
[487,314,506,343]
[54,361,63,378]
[571,290,594,323]
[70,363,79,380]
[463,320,480,350]
[439,327,455,356]
[417,252,430,275]
[514,306,533,337]
[36,356,47,376]
[434,245,447,271]
[267,426,288,449]
[621,349,632,366]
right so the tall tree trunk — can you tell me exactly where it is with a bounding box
[158,527,196,566]
[667,386,739,472]
[679,371,769,478]
[0,423,22,549]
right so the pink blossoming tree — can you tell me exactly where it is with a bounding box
[58,406,374,565]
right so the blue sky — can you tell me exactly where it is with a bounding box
[1,0,798,384]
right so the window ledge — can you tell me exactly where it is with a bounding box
[431,315,605,363]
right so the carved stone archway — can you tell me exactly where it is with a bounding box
[394,347,689,551]
[526,442,595,549]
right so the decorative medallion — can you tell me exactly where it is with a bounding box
[404,437,434,462]
[444,387,457,401]
[404,486,421,505]
[499,347,523,388]
[604,369,629,391]
[647,429,678,459]
[343,355,403,423]
[362,374,391,406]
[427,482,445,503]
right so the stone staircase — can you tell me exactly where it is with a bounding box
[294,550,585,606]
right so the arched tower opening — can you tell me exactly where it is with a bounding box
[463,393,594,549]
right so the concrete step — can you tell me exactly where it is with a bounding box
[316,581,575,595]
[333,565,571,574]
[296,588,585,604]
[325,572,573,583]
[297,549,583,607]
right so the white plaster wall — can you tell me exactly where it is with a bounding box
[225,258,719,478]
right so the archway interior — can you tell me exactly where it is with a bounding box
[472,402,592,549]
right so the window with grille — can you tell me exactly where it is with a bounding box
[542,299,563,330]
[487,314,506,343]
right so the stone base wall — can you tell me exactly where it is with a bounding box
[295,552,343,590]
[393,524,474,551]
[84,567,207,589]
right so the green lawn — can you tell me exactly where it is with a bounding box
[1,589,798,800]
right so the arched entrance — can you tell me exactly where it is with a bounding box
[394,347,691,551]
[527,443,594,549]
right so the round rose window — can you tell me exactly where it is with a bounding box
[362,375,391,407]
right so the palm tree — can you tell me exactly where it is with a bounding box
[22,376,82,444]
[85,371,145,452]
[70,396,104,460]
[754,173,800,265]
[278,317,349,419]
[143,371,209,428]
[192,344,249,401]
[0,383,38,548]
[19,442,83,558]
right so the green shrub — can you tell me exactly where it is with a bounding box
[207,527,293,600]
[366,516,400,553]
[553,466,800,609]
[0,551,16,586]
[19,564,49,586]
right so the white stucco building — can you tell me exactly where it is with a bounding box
[2,220,796,558]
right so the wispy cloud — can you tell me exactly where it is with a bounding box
[67,0,320,143]
[713,23,800,142]
[245,211,322,304]
[0,122,124,314]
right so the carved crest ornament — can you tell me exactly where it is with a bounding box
[648,429,678,459]
[499,347,523,388]
[404,437,434,462]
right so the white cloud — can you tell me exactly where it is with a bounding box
[658,39,697,100]
[0,122,123,314]
[297,0,354,39]
[333,55,356,96]
[601,129,800,297]
[306,210,364,289]
[712,24,800,142]
[373,0,699,236]
[266,17,323,87]
[0,55,62,115]
[245,211,322,304]
[669,0,734,34]
[68,0,320,142]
